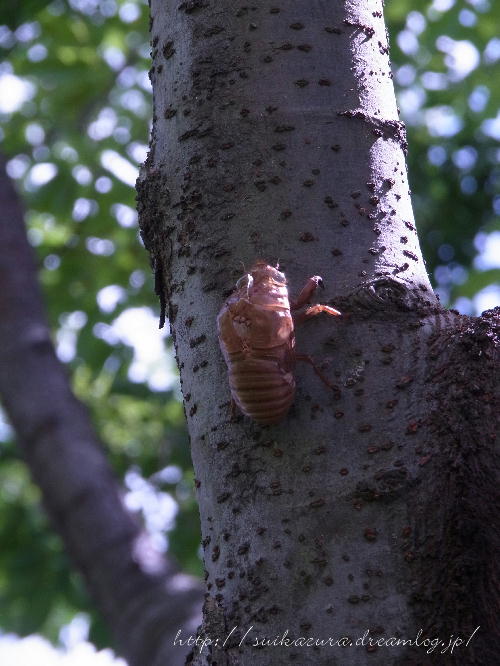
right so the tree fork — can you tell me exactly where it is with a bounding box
[137,1,499,664]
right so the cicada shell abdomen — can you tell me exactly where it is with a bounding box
[217,261,296,424]
[227,355,295,425]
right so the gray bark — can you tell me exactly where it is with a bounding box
[0,154,203,666]
[138,1,499,665]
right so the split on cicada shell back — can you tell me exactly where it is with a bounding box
[236,273,254,298]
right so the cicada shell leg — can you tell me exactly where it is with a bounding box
[290,275,325,311]
[293,303,341,325]
[295,353,337,390]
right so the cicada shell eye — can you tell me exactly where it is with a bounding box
[236,273,254,295]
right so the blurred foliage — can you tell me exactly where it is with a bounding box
[385,0,500,308]
[0,0,498,652]
[0,0,200,649]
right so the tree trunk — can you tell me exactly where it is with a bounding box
[0,153,203,666]
[138,1,499,665]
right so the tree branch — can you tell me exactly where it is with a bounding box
[0,154,202,666]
